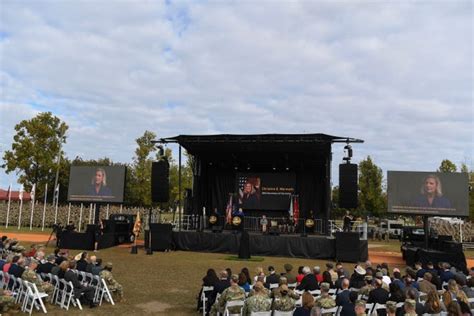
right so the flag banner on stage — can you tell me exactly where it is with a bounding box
[226,194,233,224]
[293,195,300,223]
[237,173,296,210]
[387,171,469,217]
[133,211,142,237]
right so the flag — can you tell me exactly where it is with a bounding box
[19,185,24,201]
[288,195,294,218]
[293,195,300,223]
[30,184,36,201]
[7,184,11,201]
[54,183,60,201]
[133,211,142,237]
[225,194,233,224]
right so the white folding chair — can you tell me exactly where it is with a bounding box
[0,271,6,289]
[14,278,27,304]
[201,286,214,316]
[273,310,296,316]
[23,281,48,315]
[365,303,374,314]
[58,279,82,310]
[321,306,339,315]
[250,311,272,316]
[98,277,115,306]
[224,299,244,316]
[373,303,386,315]
[287,282,297,289]
[309,289,321,296]
[269,283,279,290]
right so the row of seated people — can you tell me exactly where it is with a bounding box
[199,260,474,316]
[0,237,123,313]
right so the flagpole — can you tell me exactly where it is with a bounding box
[54,184,60,224]
[67,202,71,224]
[89,203,93,224]
[106,204,110,219]
[18,186,24,229]
[42,184,48,231]
[5,184,12,228]
[79,203,83,232]
[29,184,36,230]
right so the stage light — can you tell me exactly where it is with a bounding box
[343,142,353,163]
[247,163,251,170]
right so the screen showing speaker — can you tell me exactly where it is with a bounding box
[236,173,296,210]
[68,166,126,203]
[387,171,469,217]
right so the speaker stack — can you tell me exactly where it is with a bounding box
[339,163,358,209]
[151,160,170,203]
[335,232,360,262]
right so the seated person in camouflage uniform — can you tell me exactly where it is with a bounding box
[99,262,123,302]
[313,282,336,315]
[358,275,373,298]
[210,274,245,316]
[21,259,54,296]
[242,282,271,316]
[0,289,20,313]
[271,277,300,300]
[272,284,296,312]
[248,275,269,298]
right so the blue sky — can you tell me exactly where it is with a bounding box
[0,1,472,191]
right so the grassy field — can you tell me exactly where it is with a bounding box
[1,230,472,315]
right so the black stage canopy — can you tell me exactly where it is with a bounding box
[159,134,363,230]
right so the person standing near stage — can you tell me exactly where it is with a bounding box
[343,211,353,232]
[260,215,268,233]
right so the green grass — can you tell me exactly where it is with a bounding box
[3,232,472,315]
[224,256,265,262]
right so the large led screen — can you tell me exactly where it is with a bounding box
[68,166,126,203]
[387,171,468,216]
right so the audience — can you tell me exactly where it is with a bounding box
[209,274,245,316]
[265,265,279,289]
[281,263,297,284]
[313,282,336,315]
[241,281,271,316]
[424,289,443,314]
[293,291,313,316]
[296,266,319,291]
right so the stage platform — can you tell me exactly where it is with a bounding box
[172,231,368,261]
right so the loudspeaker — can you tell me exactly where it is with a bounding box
[212,226,223,233]
[335,232,360,262]
[147,223,173,251]
[339,163,358,209]
[151,160,170,203]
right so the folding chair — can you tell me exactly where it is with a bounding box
[98,277,115,306]
[321,306,339,315]
[14,278,26,304]
[224,300,244,316]
[287,282,297,289]
[269,283,279,290]
[58,279,82,310]
[201,285,214,316]
[273,310,296,316]
[365,303,374,314]
[372,303,386,315]
[250,311,272,316]
[309,289,321,296]
[51,274,60,303]
[23,281,48,315]
[7,274,17,291]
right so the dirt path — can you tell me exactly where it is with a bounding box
[5,232,473,267]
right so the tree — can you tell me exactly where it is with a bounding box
[2,112,68,200]
[438,159,457,173]
[358,156,385,216]
[128,131,157,206]
[460,163,469,173]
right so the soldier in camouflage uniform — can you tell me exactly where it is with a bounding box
[358,276,373,298]
[100,262,124,301]
[242,282,271,316]
[21,260,54,296]
[272,284,296,312]
[0,289,19,313]
[210,274,246,316]
[248,275,270,298]
[271,277,300,300]
[314,282,336,316]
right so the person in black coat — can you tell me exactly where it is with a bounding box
[368,279,389,304]
[296,266,319,291]
[37,255,57,274]
[340,291,358,316]
[197,268,219,312]
[209,270,231,306]
[336,279,351,306]
[265,266,280,289]
[8,256,25,278]
[76,252,89,272]
[64,261,97,308]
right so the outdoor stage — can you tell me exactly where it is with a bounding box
[171,230,369,262]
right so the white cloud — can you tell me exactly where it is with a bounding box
[0,0,472,189]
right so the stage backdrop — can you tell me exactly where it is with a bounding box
[68,166,126,203]
[387,171,469,217]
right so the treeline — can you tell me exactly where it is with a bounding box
[1,112,191,208]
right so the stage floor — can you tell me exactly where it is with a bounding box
[172,230,368,261]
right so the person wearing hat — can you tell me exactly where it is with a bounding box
[354,299,367,316]
[273,285,297,313]
[281,263,297,284]
[210,274,245,316]
[314,282,336,315]
[242,281,271,316]
[350,265,366,289]
[403,299,417,316]
[367,279,389,305]
[21,259,54,296]
[375,271,389,291]
[359,276,374,298]
[99,262,124,302]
